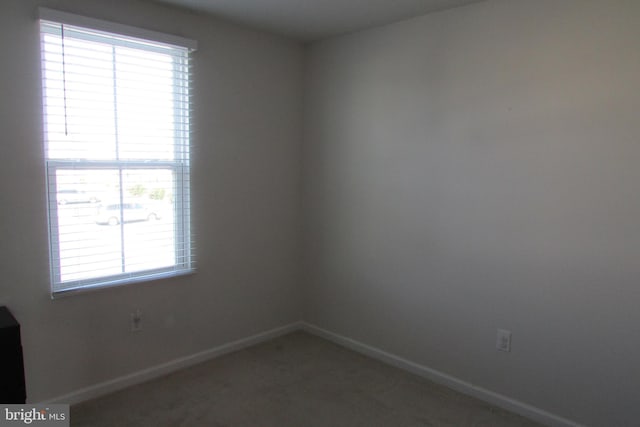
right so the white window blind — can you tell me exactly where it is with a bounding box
[39,9,196,296]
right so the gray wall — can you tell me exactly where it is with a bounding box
[302,0,640,425]
[0,0,303,402]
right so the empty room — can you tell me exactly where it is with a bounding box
[0,0,638,426]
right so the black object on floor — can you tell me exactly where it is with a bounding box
[0,306,26,403]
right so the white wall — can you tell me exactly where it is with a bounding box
[0,0,303,402]
[302,1,640,426]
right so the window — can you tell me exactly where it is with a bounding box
[39,9,197,296]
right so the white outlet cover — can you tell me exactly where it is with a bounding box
[496,329,512,352]
[131,310,143,332]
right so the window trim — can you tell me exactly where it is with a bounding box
[38,8,197,51]
[39,9,197,298]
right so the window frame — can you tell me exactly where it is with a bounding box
[39,8,197,297]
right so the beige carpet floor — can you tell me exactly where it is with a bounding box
[72,331,544,426]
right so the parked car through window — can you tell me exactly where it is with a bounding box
[95,203,161,226]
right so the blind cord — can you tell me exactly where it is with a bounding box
[61,24,69,136]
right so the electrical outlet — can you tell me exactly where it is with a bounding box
[496,329,511,352]
[131,309,142,332]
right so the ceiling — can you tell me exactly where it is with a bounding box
[148,0,485,42]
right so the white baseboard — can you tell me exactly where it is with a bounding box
[301,323,583,427]
[46,322,303,405]
[44,320,583,427]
